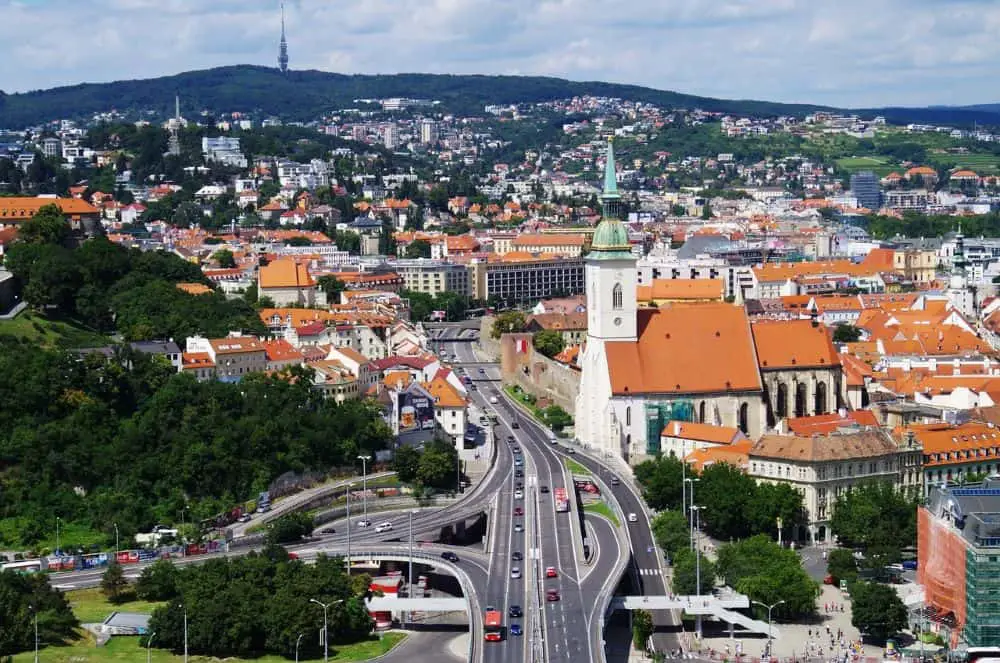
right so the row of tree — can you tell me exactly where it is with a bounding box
[635,456,806,542]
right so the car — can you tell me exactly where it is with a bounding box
[514,469,523,478]
[824,574,835,585]
[357,519,372,528]
[512,421,520,429]
[238,514,252,523]
[540,485,549,493]
[514,457,523,467]
[514,522,523,532]
[485,605,495,612]
[513,446,521,454]
[512,551,523,561]
[902,560,918,570]
[546,589,560,602]
[469,383,477,391]
[507,435,515,444]
[375,521,393,533]
[509,605,522,618]
[510,623,522,636]
[319,527,336,534]
[441,551,460,562]
[610,476,620,486]
[515,481,523,490]
[479,368,486,374]
[510,567,521,579]
[514,506,523,516]
[627,513,638,523]
[545,566,558,578]
[514,489,524,499]
[489,396,498,404]
[566,447,576,454]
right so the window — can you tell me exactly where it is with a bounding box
[625,406,631,427]
[612,283,623,310]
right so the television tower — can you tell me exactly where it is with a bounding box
[167,94,181,157]
[278,1,289,73]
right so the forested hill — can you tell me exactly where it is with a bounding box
[0,65,833,127]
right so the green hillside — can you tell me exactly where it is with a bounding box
[0,65,830,128]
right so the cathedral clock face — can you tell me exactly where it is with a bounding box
[614,317,622,326]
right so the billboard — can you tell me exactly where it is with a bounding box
[398,392,435,433]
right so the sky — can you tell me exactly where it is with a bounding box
[4,0,1000,108]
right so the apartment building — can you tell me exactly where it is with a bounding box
[510,233,588,257]
[394,259,471,296]
[185,335,267,382]
[469,255,585,304]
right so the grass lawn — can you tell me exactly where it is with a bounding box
[66,587,166,625]
[584,502,620,527]
[563,458,591,477]
[14,626,405,662]
[0,310,108,349]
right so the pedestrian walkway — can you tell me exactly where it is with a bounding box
[696,585,882,662]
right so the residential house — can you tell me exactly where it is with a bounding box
[258,259,323,307]
[186,335,267,382]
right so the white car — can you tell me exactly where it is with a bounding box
[489,396,499,404]
[514,489,524,499]
[375,521,394,533]
[510,567,521,579]
[357,519,372,528]
[627,513,638,523]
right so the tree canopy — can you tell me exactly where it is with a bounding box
[850,581,907,642]
[533,329,566,358]
[0,570,79,656]
[830,482,919,551]
[715,535,818,620]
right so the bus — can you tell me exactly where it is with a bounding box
[484,610,504,642]
[554,487,570,513]
[2,559,45,574]
[967,649,1000,663]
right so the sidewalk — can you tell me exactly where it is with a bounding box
[696,584,882,662]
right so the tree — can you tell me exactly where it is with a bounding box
[833,324,862,343]
[831,482,918,551]
[651,510,689,560]
[416,439,460,490]
[18,204,71,245]
[403,239,432,259]
[544,405,573,432]
[317,275,346,303]
[851,582,907,641]
[101,562,129,603]
[211,248,236,268]
[135,559,180,601]
[701,202,713,220]
[633,454,685,511]
[633,609,653,650]
[490,311,527,339]
[533,329,566,358]
[0,571,79,656]
[393,445,420,483]
[671,548,715,596]
[825,548,858,586]
[266,513,313,545]
[716,535,817,620]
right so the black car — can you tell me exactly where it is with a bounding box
[515,469,523,478]
[509,605,522,618]
[319,527,336,534]
[512,421,520,429]
[507,436,515,444]
[440,551,460,563]
[540,485,549,493]
[512,551,523,561]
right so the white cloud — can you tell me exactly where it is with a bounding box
[3,0,1000,107]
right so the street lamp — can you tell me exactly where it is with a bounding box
[357,455,371,525]
[113,522,120,557]
[310,598,344,663]
[30,604,38,663]
[408,509,419,622]
[146,631,156,663]
[178,603,188,663]
[345,483,352,566]
[295,633,304,663]
[684,478,699,550]
[751,599,785,657]
[691,504,705,642]
[55,516,61,555]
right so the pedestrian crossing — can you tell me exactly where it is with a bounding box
[638,568,660,576]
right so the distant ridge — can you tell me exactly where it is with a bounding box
[0,64,999,129]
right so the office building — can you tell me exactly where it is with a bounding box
[850,171,882,210]
[470,255,585,304]
[394,259,471,296]
[420,119,438,145]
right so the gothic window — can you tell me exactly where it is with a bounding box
[612,283,623,310]
[699,401,706,424]
[625,406,631,427]
[738,402,749,434]
[815,381,828,415]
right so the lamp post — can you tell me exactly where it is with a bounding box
[30,604,38,663]
[691,504,705,642]
[357,455,371,525]
[113,522,120,557]
[408,509,418,624]
[55,516,61,555]
[684,478,699,550]
[456,454,462,493]
[146,631,156,663]
[346,483,352,567]
[295,633,304,663]
[751,599,785,657]
[310,598,344,663]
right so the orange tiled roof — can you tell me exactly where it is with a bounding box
[383,371,413,389]
[263,339,304,363]
[840,353,874,387]
[786,410,880,435]
[606,304,761,396]
[637,279,724,303]
[182,352,215,370]
[176,282,212,296]
[423,376,466,408]
[661,421,742,445]
[862,248,896,271]
[899,422,1000,465]
[0,196,99,220]
[512,233,586,247]
[752,319,840,370]
[753,260,876,283]
[686,439,752,472]
[259,259,316,289]
[209,337,264,354]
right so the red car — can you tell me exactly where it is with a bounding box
[514,506,524,516]
[545,566,558,578]
[546,589,560,602]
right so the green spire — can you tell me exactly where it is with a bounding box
[601,136,620,204]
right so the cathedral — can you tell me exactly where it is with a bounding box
[575,140,843,462]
